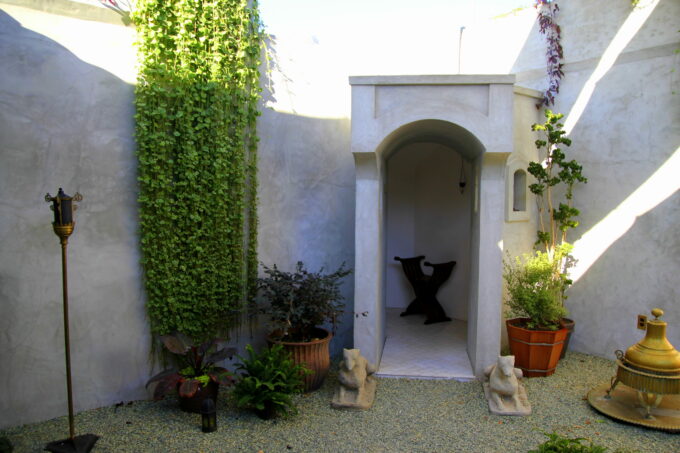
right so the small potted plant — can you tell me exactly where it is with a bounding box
[504,245,571,377]
[146,332,235,412]
[258,261,351,391]
[233,344,310,419]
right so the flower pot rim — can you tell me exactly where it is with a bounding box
[267,327,332,346]
[506,317,568,333]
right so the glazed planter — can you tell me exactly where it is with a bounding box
[267,327,332,392]
[178,380,218,413]
[559,318,575,360]
[506,318,568,377]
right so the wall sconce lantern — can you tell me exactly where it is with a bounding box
[458,156,467,194]
[44,189,99,453]
[201,398,217,433]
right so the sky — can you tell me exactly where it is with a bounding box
[259,0,533,36]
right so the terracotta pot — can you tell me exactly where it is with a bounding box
[506,318,568,377]
[267,327,332,392]
[559,317,575,360]
[178,380,218,413]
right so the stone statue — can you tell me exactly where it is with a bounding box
[483,355,531,416]
[331,348,377,410]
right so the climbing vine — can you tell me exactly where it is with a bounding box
[534,0,564,107]
[132,0,262,342]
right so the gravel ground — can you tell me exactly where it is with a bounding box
[2,352,678,453]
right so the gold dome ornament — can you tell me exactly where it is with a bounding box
[624,308,680,374]
[587,308,680,432]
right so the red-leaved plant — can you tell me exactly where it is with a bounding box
[146,332,236,400]
[534,0,564,108]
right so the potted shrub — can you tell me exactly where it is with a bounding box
[233,344,310,419]
[258,261,351,392]
[146,332,235,412]
[504,246,571,377]
[509,109,587,362]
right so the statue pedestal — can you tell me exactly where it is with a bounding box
[483,383,531,416]
[332,376,376,410]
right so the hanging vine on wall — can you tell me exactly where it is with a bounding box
[534,0,564,108]
[132,0,262,342]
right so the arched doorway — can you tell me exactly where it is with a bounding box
[350,75,515,377]
[381,137,475,379]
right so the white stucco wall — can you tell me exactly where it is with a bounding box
[462,0,680,355]
[0,3,147,429]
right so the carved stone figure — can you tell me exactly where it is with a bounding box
[331,348,377,410]
[483,355,531,416]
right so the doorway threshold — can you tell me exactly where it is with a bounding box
[376,308,475,381]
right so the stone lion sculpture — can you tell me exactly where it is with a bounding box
[331,348,377,410]
[483,355,531,415]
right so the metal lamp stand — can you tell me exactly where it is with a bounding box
[44,189,99,453]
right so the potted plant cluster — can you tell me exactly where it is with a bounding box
[146,332,236,412]
[505,110,587,377]
[258,261,351,392]
[233,344,310,419]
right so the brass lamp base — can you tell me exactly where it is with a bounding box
[587,382,680,432]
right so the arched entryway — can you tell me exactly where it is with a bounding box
[350,75,516,377]
[381,127,477,379]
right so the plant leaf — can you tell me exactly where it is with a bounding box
[178,379,200,398]
[160,333,191,355]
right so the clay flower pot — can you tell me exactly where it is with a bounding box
[559,317,575,360]
[506,318,567,377]
[267,327,332,392]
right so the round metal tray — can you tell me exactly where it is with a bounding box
[587,382,680,433]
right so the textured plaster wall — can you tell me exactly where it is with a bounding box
[255,106,355,355]
[0,4,147,429]
[385,143,472,321]
[464,0,680,354]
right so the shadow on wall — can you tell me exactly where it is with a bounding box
[255,106,356,357]
[253,32,357,357]
[508,0,680,355]
[569,189,680,355]
[0,10,146,429]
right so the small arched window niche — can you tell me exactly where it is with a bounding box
[505,157,529,222]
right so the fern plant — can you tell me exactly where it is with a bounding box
[233,344,310,419]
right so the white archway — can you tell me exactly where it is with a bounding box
[350,75,515,377]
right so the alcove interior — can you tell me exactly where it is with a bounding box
[378,141,475,380]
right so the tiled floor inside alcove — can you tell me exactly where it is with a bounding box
[376,308,475,381]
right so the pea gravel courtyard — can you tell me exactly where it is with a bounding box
[2,352,677,453]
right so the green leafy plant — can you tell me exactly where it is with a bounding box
[530,110,587,257]
[132,0,263,342]
[258,262,351,342]
[528,432,629,453]
[146,332,235,400]
[233,344,310,419]
[504,245,571,330]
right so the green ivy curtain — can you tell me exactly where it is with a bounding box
[132,0,261,342]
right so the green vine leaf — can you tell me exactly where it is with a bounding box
[132,0,264,342]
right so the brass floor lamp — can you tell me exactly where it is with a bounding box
[44,189,99,453]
